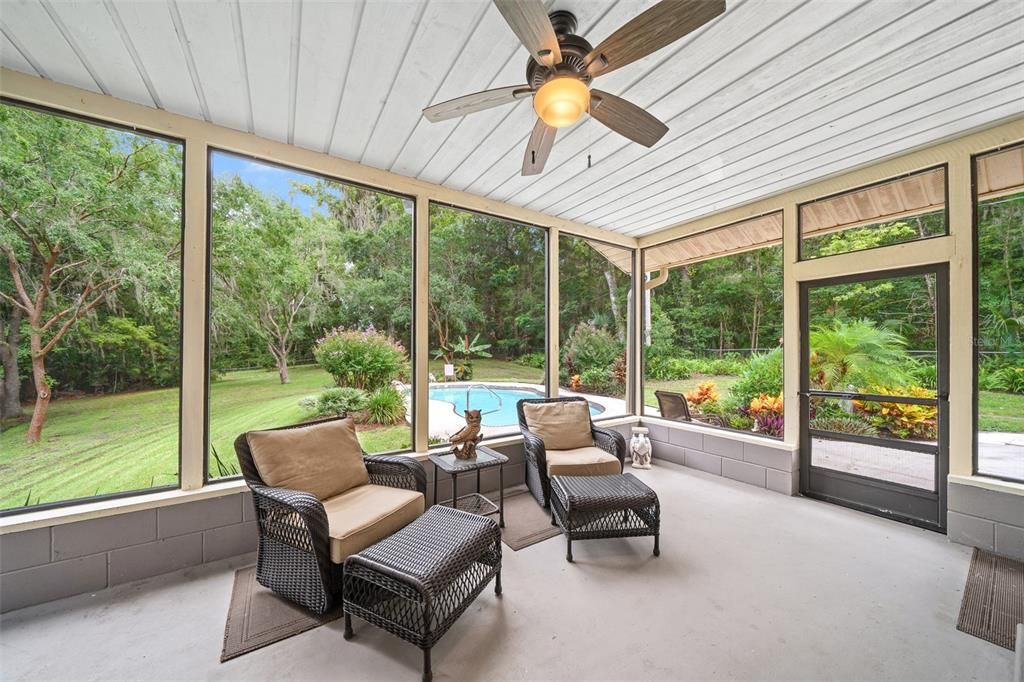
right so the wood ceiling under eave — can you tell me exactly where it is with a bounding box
[0,0,1021,238]
[642,146,1024,273]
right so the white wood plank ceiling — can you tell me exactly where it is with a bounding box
[1,0,1022,237]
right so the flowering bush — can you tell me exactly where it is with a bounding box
[685,381,719,408]
[745,393,784,437]
[854,386,937,440]
[314,326,409,391]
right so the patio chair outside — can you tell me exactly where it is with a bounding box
[654,390,725,427]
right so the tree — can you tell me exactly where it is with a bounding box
[211,177,337,383]
[0,104,182,442]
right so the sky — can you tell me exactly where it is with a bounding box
[211,151,322,215]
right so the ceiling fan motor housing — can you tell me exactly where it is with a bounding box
[526,11,594,89]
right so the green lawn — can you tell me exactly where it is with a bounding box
[643,375,740,411]
[2,360,1019,511]
[978,390,1024,432]
[0,364,409,510]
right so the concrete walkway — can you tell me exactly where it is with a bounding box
[0,462,1012,681]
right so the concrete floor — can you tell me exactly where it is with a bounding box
[0,462,1014,682]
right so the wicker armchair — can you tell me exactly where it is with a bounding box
[517,397,626,507]
[234,416,426,614]
[654,390,725,427]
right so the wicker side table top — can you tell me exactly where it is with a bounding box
[352,504,499,594]
[551,473,658,511]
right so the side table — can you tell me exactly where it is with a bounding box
[428,445,507,528]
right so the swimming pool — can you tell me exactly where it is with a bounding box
[429,385,604,427]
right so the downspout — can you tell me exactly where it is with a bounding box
[643,268,670,346]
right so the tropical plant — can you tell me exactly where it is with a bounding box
[854,386,937,440]
[685,381,719,408]
[434,333,492,364]
[809,319,912,390]
[364,385,407,425]
[809,416,879,436]
[300,387,369,418]
[743,392,784,437]
[314,326,408,391]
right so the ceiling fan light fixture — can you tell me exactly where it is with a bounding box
[533,77,590,128]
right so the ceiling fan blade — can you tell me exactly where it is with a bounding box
[422,85,532,122]
[585,0,725,77]
[522,118,557,176]
[494,0,562,67]
[589,90,668,147]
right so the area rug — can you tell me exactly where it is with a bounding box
[221,566,342,662]
[957,548,1024,650]
[500,486,561,551]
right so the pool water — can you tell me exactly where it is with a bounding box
[429,385,603,427]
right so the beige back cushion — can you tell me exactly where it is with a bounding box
[247,418,369,500]
[522,400,594,450]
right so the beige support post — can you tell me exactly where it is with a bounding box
[947,153,974,477]
[180,139,208,490]
[632,248,645,415]
[547,227,560,397]
[782,203,800,447]
[414,198,430,452]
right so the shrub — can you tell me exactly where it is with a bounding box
[908,359,937,390]
[727,414,754,431]
[562,323,623,376]
[691,355,746,376]
[989,366,1024,394]
[809,416,879,436]
[580,367,614,392]
[314,326,408,391]
[300,387,369,418]
[364,386,407,425]
[516,352,546,369]
[646,356,692,381]
[727,348,783,411]
[854,386,937,440]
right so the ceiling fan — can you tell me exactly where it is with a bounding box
[422,0,726,176]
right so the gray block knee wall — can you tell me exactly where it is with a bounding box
[947,481,1024,560]
[0,424,632,614]
[642,420,799,495]
[0,492,258,613]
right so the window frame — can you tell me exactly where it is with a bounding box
[0,97,187,516]
[425,200,551,440]
[796,164,950,262]
[203,147,418,483]
[639,211,785,441]
[971,143,1024,483]
[556,231,634,422]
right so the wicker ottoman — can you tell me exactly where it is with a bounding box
[550,473,661,563]
[342,504,502,682]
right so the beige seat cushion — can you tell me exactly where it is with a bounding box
[545,446,621,478]
[323,484,424,563]
[247,418,369,501]
[522,401,594,450]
